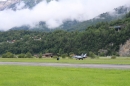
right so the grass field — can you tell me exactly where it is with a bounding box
[0,57,130,86]
[0,57,130,64]
[0,65,130,86]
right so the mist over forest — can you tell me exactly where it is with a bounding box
[0,0,130,31]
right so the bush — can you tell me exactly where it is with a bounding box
[61,54,67,59]
[18,54,25,58]
[99,52,105,56]
[89,52,96,59]
[111,55,116,59]
[25,52,32,58]
[39,53,42,58]
[2,52,15,58]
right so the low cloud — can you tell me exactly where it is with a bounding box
[0,0,130,31]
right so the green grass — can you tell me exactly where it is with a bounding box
[0,57,130,64]
[0,65,130,86]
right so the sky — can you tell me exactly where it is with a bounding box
[0,0,130,31]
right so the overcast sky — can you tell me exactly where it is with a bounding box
[0,0,130,31]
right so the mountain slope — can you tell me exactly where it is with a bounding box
[59,6,130,31]
[0,12,130,55]
[0,0,130,31]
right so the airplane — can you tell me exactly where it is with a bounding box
[73,54,87,60]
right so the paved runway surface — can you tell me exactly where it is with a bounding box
[0,62,130,69]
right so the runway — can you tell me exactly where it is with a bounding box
[0,62,130,69]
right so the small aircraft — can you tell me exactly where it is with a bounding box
[73,54,87,60]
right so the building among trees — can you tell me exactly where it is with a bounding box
[43,53,53,58]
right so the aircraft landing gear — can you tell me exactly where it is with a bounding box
[78,58,83,60]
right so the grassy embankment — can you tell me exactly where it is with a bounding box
[0,65,130,86]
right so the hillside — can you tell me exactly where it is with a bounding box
[119,39,130,56]
[9,6,130,32]
[0,0,130,57]
[10,5,130,31]
[0,0,130,31]
[0,0,54,10]
[0,12,130,56]
[0,0,20,10]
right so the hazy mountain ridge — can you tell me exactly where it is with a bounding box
[0,0,20,10]
[0,0,130,31]
[0,0,45,10]
[10,5,130,31]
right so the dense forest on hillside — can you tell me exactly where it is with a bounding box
[0,12,130,56]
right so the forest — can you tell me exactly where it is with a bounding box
[0,12,130,57]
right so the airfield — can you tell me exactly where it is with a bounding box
[0,62,130,69]
[0,57,130,86]
[0,57,130,69]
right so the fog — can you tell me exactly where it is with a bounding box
[0,0,130,30]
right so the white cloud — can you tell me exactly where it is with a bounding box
[15,1,25,10]
[0,0,7,1]
[0,0,130,31]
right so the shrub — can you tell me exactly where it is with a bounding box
[39,53,42,58]
[2,52,15,58]
[89,52,96,59]
[111,55,116,59]
[61,54,66,59]
[18,54,25,58]
[25,52,32,58]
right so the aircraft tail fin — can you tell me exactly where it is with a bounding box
[81,53,84,57]
[83,54,87,58]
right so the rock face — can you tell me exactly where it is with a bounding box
[0,0,20,10]
[119,39,130,56]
